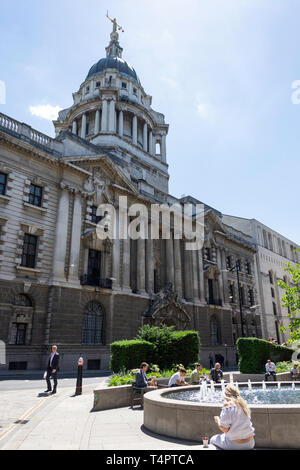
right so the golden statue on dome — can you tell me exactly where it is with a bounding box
[106,11,124,40]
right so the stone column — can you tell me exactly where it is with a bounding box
[166,236,175,287]
[137,238,146,294]
[122,237,131,292]
[132,115,137,145]
[149,131,154,155]
[112,208,120,290]
[198,248,205,303]
[94,109,100,135]
[68,192,82,283]
[52,185,69,282]
[143,123,148,152]
[146,237,154,294]
[108,99,116,132]
[161,134,167,162]
[184,244,193,301]
[72,120,77,135]
[192,249,200,302]
[118,110,124,137]
[174,239,183,296]
[81,113,86,139]
[101,99,108,132]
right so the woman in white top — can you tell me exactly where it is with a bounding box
[210,384,255,450]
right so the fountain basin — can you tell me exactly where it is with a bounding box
[143,383,300,449]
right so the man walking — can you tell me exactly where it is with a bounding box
[45,345,60,394]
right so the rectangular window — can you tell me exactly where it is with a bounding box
[122,82,127,89]
[236,259,241,272]
[21,234,37,269]
[249,288,254,306]
[273,302,277,316]
[28,184,43,207]
[226,256,232,270]
[9,361,27,371]
[229,284,235,303]
[246,261,252,275]
[91,206,105,224]
[0,172,7,195]
[11,323,27,345]
[95,81,101,88]
[133,87,137,95]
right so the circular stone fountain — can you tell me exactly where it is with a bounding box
[143,382,300,449]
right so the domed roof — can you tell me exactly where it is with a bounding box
[86,56,140,85]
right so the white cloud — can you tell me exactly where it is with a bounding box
[196,102,215,122]
[29,104,62,121]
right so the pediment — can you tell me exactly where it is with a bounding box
[61,153,139,198]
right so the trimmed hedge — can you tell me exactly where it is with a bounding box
[136,325,201,369]
[171,331,201,367]
[110,339,155,373]
[237,337,294,374]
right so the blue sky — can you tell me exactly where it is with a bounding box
[0,0,300,244]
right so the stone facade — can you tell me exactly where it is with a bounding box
[0,24,270,371]
[222,215,300,343]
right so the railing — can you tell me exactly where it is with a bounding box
[0,112,62,154]
[80,275,112,289]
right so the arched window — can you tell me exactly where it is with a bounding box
[82,301,104,345]
[210,316,219,346]
[14,294,32,307]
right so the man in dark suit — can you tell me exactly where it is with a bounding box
[45,345,60,395]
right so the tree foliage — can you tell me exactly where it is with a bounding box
[277,250,300,343]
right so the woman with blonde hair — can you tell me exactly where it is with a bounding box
[210,384,255,450]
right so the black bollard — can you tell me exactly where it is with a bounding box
[75,357,84,396]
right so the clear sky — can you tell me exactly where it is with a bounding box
[0,0,299,244]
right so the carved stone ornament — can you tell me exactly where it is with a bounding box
[142,283,191,329]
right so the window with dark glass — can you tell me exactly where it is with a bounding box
[269,271,274,284]
[249,288,254,306]
[226,256,232,269]
[273,302,277,316]
[21,234,37,268]
[11,323,27,345]
[236,259,241,271]
[28,184,43,207]
[271,287,275,298]
[246,261,252,275]
[96,81,101,88]
[0,172,7,196]
[82,301,104,345]
[122,82,127,89]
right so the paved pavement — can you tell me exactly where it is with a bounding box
[0,380,215,451]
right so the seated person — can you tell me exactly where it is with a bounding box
[264,359,277,381]
[168,368,189,387]
[135,362,156,389]
[291,363,300,380]
[190,364,205,384]
[210,363,224,384]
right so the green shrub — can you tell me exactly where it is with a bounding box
[171,331,201,367]
[237,338,294,374]
[110,339,155,373]
[136,324,176,369]
[136,325,201,369]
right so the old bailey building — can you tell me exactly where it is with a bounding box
[2,18,297,372]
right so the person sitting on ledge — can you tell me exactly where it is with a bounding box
[291,363,300,380]
[190,364,205,385]
[135,362,156,390]
[210,384,255,450]
[168,368,189,387]
[210,362,224,384]
[264,359,277,382]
